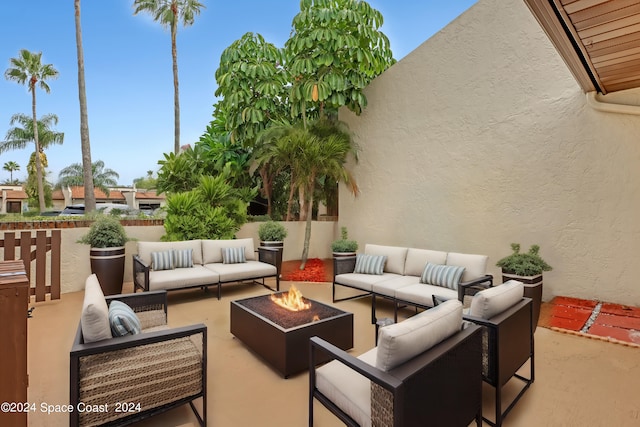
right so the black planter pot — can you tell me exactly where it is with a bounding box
[90,246,125,296]
[502,271,543,333]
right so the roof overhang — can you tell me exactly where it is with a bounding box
[524,0,640,94]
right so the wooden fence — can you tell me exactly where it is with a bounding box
[0,230,61,301]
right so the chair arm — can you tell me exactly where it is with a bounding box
[458,274,493,302]
[333,256,357,279]
[257,246,278,266]
[105,290,168,313]
[71,323,207,358]
[310,336,402,392]
[133,255,150,292]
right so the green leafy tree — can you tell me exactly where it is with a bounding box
[285,0,395,120]
[3,161,20,184]
[162,174,256,241]
[133,170,158,189]
[57,160,119,196]
[74,0,96,213]
[156,145,210,194]
[133,0,205,154]
[25,152,53,208]
[4,50,59,212]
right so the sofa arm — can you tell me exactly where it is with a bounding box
[333,255,357,279]
[133,255,151,292]
[458,274,493,302]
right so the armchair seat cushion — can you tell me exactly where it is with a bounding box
[315,348,378,427]
[395,283,458,308]
[335,273,401,292]
[148,265,219,291]
[205,261,276,282]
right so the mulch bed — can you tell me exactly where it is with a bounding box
[281,258,333,282]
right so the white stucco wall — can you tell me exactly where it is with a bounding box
[338,0,640,305]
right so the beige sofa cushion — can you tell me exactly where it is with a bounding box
[446,252,488,283]
[137,240,203,266]
[376,299,462,371]
[404,248,448,277]
[202,238,255,264]
[469,280,524,319]
[364,244,408,275]
[148,265,219,291]
[81,274,112,343]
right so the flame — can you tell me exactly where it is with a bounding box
[270,284,311,312]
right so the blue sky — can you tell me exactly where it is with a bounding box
[0,0,477,186]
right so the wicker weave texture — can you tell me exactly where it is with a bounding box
[371,382,394,427]
[78,336,202,426]
[135,309,167,329]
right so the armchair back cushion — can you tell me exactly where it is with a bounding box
[376,299,463,371]
[404,248,448,277]
[446,252,488,283]
[364,244,408,275]
[469,280,524,319]
[202,238,255,264]
[80,274,112,343]
[138,240,203,266]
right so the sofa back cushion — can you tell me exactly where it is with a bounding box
[404,248,448,277]
[364,244,408,275]
[376,299,462,371]
[81,274,112,343]
[446,252,488,283]
[138,240,203,266]
[202,238,255,264]
[469,280,524,319]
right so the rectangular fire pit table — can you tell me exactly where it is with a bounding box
[230,292,354,378]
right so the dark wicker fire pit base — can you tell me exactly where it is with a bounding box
[230,293,354,378]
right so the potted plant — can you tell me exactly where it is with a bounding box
[331,227,358,257]
[258,220,287,277]
[78,216,132,295]
[496,243,552,331]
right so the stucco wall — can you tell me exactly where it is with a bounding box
[338,0,640,305]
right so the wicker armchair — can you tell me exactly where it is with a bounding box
[70,289,207,427]
[309,300,483,427]
[462,281,534,427]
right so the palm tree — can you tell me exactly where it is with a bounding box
[4,49,59,212]
[74,0,96,213]
[57,160,119,196]
[133,0,205,154]
[3,161,20,184]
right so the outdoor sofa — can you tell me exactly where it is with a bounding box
[333,244,493,323]
[70,274,207,426]
[133,238,280,299]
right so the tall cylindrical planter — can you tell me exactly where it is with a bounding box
[90,246,125,296]
[260,241,283,278]
[502,271,543,333]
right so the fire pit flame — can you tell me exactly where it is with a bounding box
[270,284,311,312]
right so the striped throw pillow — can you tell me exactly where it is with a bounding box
[222,247,246,264]
[108,300,141,337]
[173,248,193,268]
[420,263,465,290]
[354,254,387,275]
[151,250,174,271]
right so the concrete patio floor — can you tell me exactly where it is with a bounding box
[27,280,640,426]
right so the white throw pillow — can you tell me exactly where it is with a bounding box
[469,280,524,319]
[376,299,462,371]
[80,274,112,343]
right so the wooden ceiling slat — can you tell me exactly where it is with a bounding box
[604,77,640,91]
[562,0,615,15]
[596,56,640,73]
[592,50,640,67]
[572,2,640,31]
[590,44,640,64]
[598,62,640,77]
[586,32,640,54]
[578,21,640,44]
[577,13,640,39]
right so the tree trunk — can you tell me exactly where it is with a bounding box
[171,18,180,154]
[300,192,313,270]
[75,0,95,212]
[31,89,45,212]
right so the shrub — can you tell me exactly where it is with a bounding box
[258,221,288,241]
[496,243,552,276]
[78,216,131,248]
[331,227,358,253]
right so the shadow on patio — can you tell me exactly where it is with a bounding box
[28,279,640,426]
